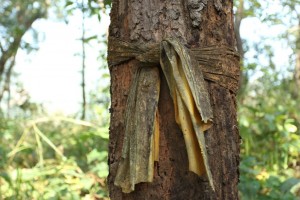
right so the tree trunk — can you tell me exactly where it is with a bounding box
[108,1,240,199]
[80,0,87,120]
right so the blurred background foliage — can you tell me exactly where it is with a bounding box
[235,0,300,199]
[0,0,299,199]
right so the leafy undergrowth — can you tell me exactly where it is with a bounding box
[0,115,109,199]
[238,79,300,200]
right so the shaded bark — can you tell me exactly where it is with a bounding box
[108,1,240,199]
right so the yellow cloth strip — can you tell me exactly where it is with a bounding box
[114,38,214,193]
[160,39,214,190]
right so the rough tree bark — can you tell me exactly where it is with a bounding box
[108,1,240,199]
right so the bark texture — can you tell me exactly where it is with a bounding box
[108,1,240,199]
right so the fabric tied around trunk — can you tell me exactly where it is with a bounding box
[108,37,239,193]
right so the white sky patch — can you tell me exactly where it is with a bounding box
[240,16,292,81]
[14,12,110,114]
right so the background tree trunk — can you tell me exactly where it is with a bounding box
[108,1,240,199]
[234,0,247,99]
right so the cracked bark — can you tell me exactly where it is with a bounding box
[108,0,240,199]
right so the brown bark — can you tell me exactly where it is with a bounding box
[108,1,240,199]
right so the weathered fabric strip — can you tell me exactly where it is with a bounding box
[160,39,214,190]
[109,37,239,193]
[114,66,160,193]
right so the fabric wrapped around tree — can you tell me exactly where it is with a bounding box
[108,37,239,193]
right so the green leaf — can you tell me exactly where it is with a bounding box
[280,178,300,193]
[96,127,109,139]
[83,35,97,43]
[92,162,108,177]
[0,172,12,185]
[65,1,74,8]
[284,123,297,133]
[87,149,107,164]
[80,177,94,190]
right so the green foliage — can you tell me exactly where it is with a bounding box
[0,113,109,199]
[238,90,300,198]
[236,0,300,199]
[238,68,300,198]
[239,156,300,200]
[0,0,111,199]
[0,0,51,57]
[64,0,111,21]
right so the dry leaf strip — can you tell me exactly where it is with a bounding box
[108,37,239,193]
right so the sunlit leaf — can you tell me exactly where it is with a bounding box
[284,123,297,133]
